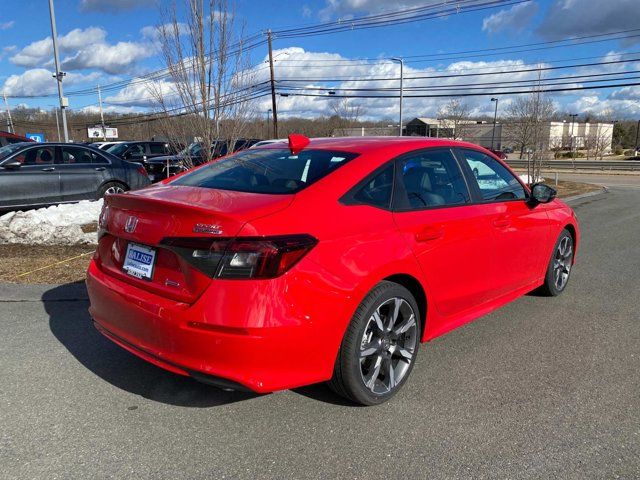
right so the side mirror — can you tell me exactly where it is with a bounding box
[2,161,22,170]
[530,183,556,204]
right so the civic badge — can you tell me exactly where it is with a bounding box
[193,223,223,235]
[124,216,138,233]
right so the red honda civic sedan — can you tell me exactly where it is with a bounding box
[87,135,579,405]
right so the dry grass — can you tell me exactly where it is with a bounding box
[548,180,602,198]
[0,244,94,284]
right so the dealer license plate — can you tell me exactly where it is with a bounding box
[122,243,156,280]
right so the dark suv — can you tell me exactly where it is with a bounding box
[106,141,177,162]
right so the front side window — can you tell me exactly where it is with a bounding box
[149,143,167,154]
[13,146,55,165]
[396,149,470,210]
[0,144,28,163]
[172,148,358,194]
[61,146,93,164]
[460,149,526,201]
[352,164,394,208]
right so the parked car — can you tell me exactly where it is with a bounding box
[92,141,127,151]
[488,148,508,160]
[87,135,578,405]
[0,142,150,211]
[106,141,176,162]
[143,139,262,182]
[502,147,514,154]
[0,131,34,147]
[250,139,287,148]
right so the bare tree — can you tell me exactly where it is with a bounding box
[437,99,471,140]
[149,0,254,166]
[585,125,612,160]
[329,98,365,135]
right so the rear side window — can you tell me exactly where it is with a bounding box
[149,143,167,154]
[352,164,394,208]
[396,149,470,210]
[61,146,93,164]
[172,148,358,194]
[460,149,526,201]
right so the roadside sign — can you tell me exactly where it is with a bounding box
[25,132,45,142]
[87,127,118,139]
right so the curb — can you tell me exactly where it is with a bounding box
[564,186,608,203]
[0,281,88,302]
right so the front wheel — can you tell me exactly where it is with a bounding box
[328,281,421,405]
[539,229,574,296]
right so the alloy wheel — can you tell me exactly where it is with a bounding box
[104,185,125,195]
[553,235,573,290]
[359,297,418,395]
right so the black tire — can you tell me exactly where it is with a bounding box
[539,229,574,296]
[97,181,128,199]
[328,281,421,406]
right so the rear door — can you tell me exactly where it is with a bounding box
[455,148,551,297]
[58,145,109,201]
[0,145,60,208]
[391,148,496,319]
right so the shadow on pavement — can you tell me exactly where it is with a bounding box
[44,282,258,408]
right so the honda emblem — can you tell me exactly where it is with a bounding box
[124,216,138,233]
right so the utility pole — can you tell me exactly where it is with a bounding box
[48,0,69,142]
[391,58,403,136]
[2,93,13,133]
[97,84,106,141]
[267,30,278,138]
[635,119,640,156]
[490,97,499,150]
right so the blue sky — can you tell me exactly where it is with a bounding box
[1,0,639,120]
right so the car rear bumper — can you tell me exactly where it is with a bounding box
[86,259,350,393]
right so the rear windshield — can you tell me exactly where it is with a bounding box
[171,148,358,194]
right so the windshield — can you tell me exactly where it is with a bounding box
[0,143,27,163]
[107,143,131,156]
[179,142,205,158]
[172,148,358,194]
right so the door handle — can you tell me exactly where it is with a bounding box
[41,167,55,172]
[415,227,444,242]
[492,216,510,228]
[94,167,106,171]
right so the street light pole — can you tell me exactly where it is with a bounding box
[569,114,579,160]
[2,93,13,133]
[48,0,69,142]
[490,97,499,150]
[267,30,278,138]
[391,58,403,136]
[97,84,106,141]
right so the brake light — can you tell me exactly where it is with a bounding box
[137,165,148,177]
[161,235,317,279]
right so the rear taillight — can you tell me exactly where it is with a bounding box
[137,165,148,177]
[161,235,317,279]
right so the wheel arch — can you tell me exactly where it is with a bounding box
[383,273,427,341]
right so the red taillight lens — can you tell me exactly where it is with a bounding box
[137,165,148,177]
[160,235,317,279]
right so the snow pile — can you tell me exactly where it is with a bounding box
[0,200,103,245]
[519,174,545,184]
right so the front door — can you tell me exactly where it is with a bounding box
[391,148,496,320]
[0,145,60,208]
[455,148,551,298]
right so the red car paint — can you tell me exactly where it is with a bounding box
[86,136,579,393]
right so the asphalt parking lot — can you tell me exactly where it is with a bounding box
[1,186,639,479]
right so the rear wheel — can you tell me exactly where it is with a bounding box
[328,281,421,405]
[98,181,128,199]
[539,229,574,296]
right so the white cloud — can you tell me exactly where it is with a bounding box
[10,27,107,67]
[10,26,153,74]
[537,0,640,45]
[79,0,153,13]
[104,77,177,108]
[0,21,15,30]
[0,45,17,62]
[80,104,139,114]
[141,23,189,42]
[482,2,538,34]
[62,41,152,75]
[1,69,101,97]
